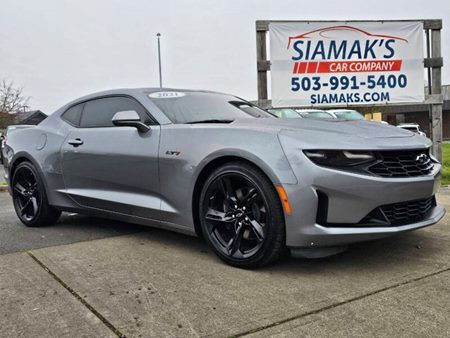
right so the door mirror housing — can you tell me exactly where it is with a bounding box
[112,110,151,133]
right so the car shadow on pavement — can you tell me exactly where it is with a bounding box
[267,231,447,275]
[88,216,448,275]
[55,213,150,234]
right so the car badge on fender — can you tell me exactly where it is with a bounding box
[166,150,181,156]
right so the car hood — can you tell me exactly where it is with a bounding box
[234,117,412,139]
[232,117,431,150]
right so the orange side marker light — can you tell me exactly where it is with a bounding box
[276,185,292,215]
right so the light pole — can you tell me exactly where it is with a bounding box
[157,33,162,88]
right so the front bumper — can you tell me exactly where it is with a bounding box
[282,159,445,248]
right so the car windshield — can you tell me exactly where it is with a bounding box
[148,91,273,124]
[332,110,365,120]
[268,109,301,119]
[299,111,334,119]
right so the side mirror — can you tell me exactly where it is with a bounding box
[112,110,151,133]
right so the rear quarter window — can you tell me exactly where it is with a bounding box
[61,103,84,126]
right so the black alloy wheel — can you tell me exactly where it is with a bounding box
[200,162,285,268]
[12,162,61,227]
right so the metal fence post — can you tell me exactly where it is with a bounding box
[430,27,443,162]
[256,21,268,107]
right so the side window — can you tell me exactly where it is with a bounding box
[61,103,84,126]
[80,97,153,128]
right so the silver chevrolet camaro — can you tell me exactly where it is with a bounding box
[3,88,445,268]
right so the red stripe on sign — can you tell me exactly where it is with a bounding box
[317,62,330,73]
[305,62,310,73]
[298,62,307,74]
[307,62,318,73]
[293,62,298,74]
[315,62,320,73]
[316,60,403,73]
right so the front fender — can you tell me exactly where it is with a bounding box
[193,147,297,188]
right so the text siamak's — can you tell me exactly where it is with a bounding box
[291,39,398,61]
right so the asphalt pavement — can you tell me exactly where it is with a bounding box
[0,193,146,255]
[1,189,449,337]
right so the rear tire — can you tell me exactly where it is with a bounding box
[12,162,61,227]
[199,161,286,269]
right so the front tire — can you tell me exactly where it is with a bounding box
[12,162,61,227]
[199,161,286,268]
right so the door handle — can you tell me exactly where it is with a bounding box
[68,138,84,147]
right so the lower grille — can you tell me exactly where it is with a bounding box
[322,196,437,227]
[380,197,435,225]
[359,196,436,226]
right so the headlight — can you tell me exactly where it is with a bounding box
[303,150,375,167]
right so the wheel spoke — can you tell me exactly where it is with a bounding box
[30,182,37,193]
[205,208,235,223]
[30,197,38,217]
[218,176,238,204]
[249,219,265,242]
[20,198,32,216]
[241,187,257,205]
[228,224,244,256]
[14,183,27,197]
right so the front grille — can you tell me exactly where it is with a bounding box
[368,150,434,178]
[359,196,436,227]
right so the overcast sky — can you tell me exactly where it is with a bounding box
[0,0,449,113]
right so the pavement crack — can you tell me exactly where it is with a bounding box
[27,251,126,338]
[229,266,450,338]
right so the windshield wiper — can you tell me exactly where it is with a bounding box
[186,119,234,124]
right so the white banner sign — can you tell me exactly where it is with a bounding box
[269,21,424,107]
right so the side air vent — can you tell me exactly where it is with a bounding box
[316,190,329,225]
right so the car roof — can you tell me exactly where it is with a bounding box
[53,87,240,118]
[52,87,263,126]
[72,87,230,102]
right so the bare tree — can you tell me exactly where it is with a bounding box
[0,80,30,113]
[0,80,31,129]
